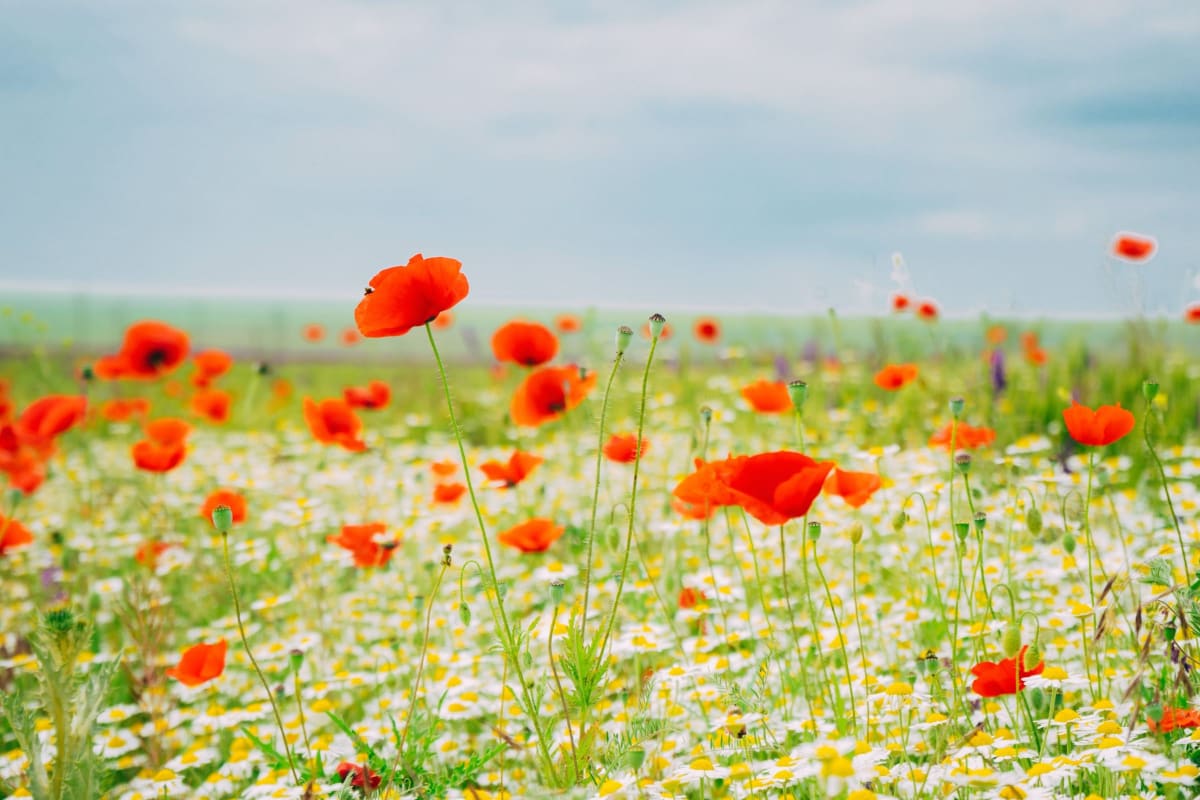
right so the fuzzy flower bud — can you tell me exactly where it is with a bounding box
[1026,506,1043,536]
[892,510,908,532]
[1001,625,1022,657]
[848,523,864,545]
[1143,379,1158,404]
[1062,533,1076,555]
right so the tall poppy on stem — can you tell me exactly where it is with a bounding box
[674,452,835,526]
[355,254,469,338]
[110,321,191,379]
[1063,402,1134,447]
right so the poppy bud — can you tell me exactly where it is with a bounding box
[849,523,863,545]
[699,406,713,425]
[949,396,964,419]
[459,602,471,626]
[80,364,96,382]
[211,504,234,534]
[1143,379,1159,404]
[549,580,565,606]
[1026,506,1043,536]
[1024,638,1042,669]
[616,326,633,355]
[954,451,971,474]
[892,510,908,532]
[256,362,271,376]
[648,313,667,339]
[1001,625,1021,657]
[1062,533,1076,555]
[788,380,809,411]
[955,522,970,541]
[973,512,986,535]
[807,520,821,541]
[627,747,646,770]
[289,649,304,675]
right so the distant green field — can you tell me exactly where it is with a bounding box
[1,291,1194,365]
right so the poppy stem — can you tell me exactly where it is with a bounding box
[581,348,625,638]
[812,540,857,737]
[1144,401,1189,578]
[548,602,579,782]
[422,323,557,779]
[592,328,660,673]
[391,555,448,783]
[851,541,871,739]
[221,531,298,785]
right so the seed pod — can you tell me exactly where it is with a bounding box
[1026,506,1043,536]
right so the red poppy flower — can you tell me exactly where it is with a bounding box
[0,514,33,556]
[15,395,87,445]
[191,350,233,388]
[740,380,792,414]
[114,321,191,379]
[101,398,151,422]
[891,293,911,313]
[93,354,130,380]
[132,439,186,472]
[678,587,705,609]
[336,761,383,790]
[303,398,366,452]
[432,310,455,329]
[0,425,48,494]
[510,365,597,427]
[1111,231,1157,262]
[929,421,996,450]
[986,325,1007,345]
[1025,346,1048,366]
[874,364,919,390]
[134,540,171,569]
[491,320,559,367]
[430,459,459,478]
[166,640,227,687]
[355,254,469,338]
[1063,402,1135,447]
[693,317,720,344]
[343,380,391,410]
[303,323,325,342]
[340,327,361,346]
[433,482,466,504]
[1148,707,1200,734]
[190,389,231,424]
[201,489,247,524]
[970,646,1043,697]
[675,452,835,526]
[1185,304,1200,324]
[603,433,648,464]
[915,300,939,321]
[144,417,190,447]
[480,450,543,488]
[554,314,582,333]
[498,518,565,553]
[823,468,882,508]
[327,522,397,568]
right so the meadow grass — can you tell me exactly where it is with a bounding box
[1,309,1200,800]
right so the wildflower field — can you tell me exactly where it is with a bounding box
[5,255,1200,800]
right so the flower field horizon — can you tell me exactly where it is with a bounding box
[3,258,1200,800]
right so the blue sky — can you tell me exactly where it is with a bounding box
[2,0,1199,315]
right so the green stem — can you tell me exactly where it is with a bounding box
[1144,405,1189,577]
[222,531,298,785]
[813,542,857,736]
[581,351,625,632]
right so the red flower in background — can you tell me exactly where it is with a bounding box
[328,522,397,568]
[110,321,191,379]
[675,452,835,526]
[432,310,455,329]
[915,300,939,321]
[1063,402,1134,447]
[132,417,191,473]
[740,380,791,414]
[303,398,366,452]
[336,761,382,791]
[340,327,361,346]
[678,587,705,609]
[1185,304,1200,324]
[603,433,648,464]
[693,317,720,344]
[1148,707,1200,734]
[510,365,597,427]
[480,450,543,488]
[190,388,231,424]
[16,395,87,445]
[303,323,325,342]
[101,398,151,422]
[191,350,233,387]
[1111,231,1157,262]
[166,640,227,687]
[891,294,911,313]
[433,482,466,505]
[498,518,565,553]
[201,489,247,524]
[971,646,1043,697]
[343,380,391,410]
[355,254,469,338]
[0,514,33,556]
[554,314,582,333]
[491,320,559,367]
[823,468,882,508]
[134,540,171,569]
[874,364,919,390]
[929,421,996,450]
